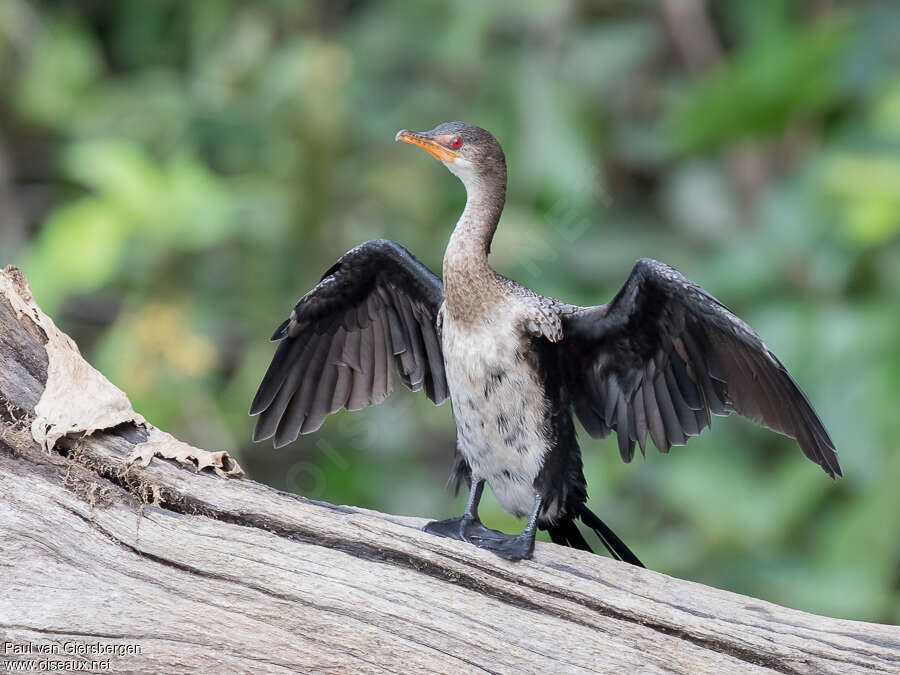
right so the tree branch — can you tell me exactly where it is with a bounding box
[1,265,898,674]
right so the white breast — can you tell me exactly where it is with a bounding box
[441,304,550,518]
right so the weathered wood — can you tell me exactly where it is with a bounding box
[1,265,898,674]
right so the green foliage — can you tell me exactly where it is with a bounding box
[2,0,898,623]
[15,18,103,128]
[669,15,852,152]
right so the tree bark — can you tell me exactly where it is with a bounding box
[1,265,898,674]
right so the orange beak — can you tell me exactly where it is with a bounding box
[395,129,459,162]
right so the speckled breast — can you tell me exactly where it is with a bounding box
[440,306,551,518]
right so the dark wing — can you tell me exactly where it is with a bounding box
[250,239,447,447]
[561,258,841,478]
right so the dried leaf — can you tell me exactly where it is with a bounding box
[1,266,146,451]
[128,427,244,478]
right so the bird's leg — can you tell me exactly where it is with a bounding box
[466,495,542,561]
[463,478,484,520]
[424,480,507,542]
[424,479,485,540]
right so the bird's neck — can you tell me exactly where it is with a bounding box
[442,172,506,322]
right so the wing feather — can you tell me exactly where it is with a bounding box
[415,301,448,402]
[642,371,668,453]
[331,361,352,414]
[250,239,446,445]
[349,319,376,411]
[653,371,685,447]
[392,290,428,388]
[664,365,698,436]
[252,336,313,442]
[275,332,333,446]
[632,382,648,456]
[615,397,635,462]
[562,258,840,478]
[305,327,347,433]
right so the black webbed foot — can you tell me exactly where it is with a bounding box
[423,483,540,561]
[423,516,507,543]
[423,516,468,541]
[467,531,535,561]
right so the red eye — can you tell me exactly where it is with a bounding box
[451,136,462,149]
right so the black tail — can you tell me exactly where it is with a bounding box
[546,507,644,568]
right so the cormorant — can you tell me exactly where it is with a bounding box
[250,122,841,565]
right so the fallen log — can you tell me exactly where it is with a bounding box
[1,265,898,674]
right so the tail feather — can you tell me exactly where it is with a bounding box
[579,507,644,567]
[547,527,569,547]
[560,518,593,552]
[545,507,644,568]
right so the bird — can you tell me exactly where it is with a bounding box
[249,121,841,565]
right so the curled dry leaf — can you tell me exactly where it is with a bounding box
[128,427,244,478]
[1,266,243,479]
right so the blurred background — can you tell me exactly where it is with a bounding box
[1,0,898,623]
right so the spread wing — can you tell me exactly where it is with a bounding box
[560,258,841,478]
[250,239,448,447]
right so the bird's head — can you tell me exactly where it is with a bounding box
[395,121,506,192]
